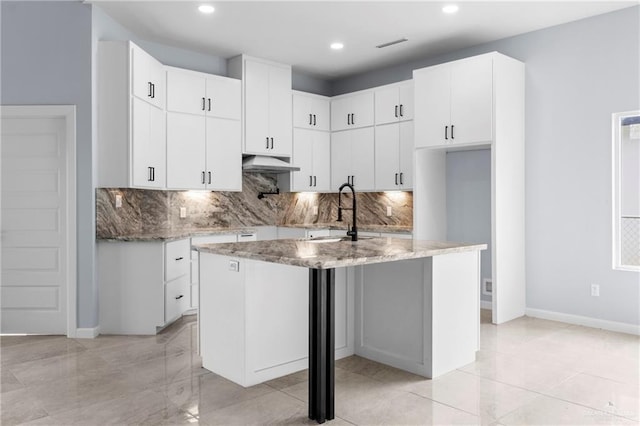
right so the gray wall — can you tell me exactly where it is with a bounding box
[334,6,640,325]
[446,150,492,303]
[1,1,95,328]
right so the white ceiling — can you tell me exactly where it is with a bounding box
[90,1,637,80]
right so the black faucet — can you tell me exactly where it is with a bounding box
[337,182,358,241]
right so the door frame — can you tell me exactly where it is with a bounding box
[1,105,77,337]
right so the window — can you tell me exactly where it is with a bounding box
[613,111,640,270]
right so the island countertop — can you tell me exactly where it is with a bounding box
[194,237,486,269]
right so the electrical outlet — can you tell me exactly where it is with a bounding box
[228,260,239,272]
[115,194,122,208]
[179,207,187,218]
[386,206,392,216]
[591,284,600,297]
[313,205,319,215]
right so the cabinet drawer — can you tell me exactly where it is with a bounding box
[165,239,191,281]
[165,275,190,323]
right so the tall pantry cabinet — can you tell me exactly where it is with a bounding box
[413,52,525,325]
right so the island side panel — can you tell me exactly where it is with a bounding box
[431,250,481,377]
[199,253,354,387]
[200,253,247,385]
[354,259,431,377]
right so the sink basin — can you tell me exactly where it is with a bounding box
[305,236,375,243]
[306,237,343,243]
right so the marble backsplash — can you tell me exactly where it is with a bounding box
[96,174,412,237]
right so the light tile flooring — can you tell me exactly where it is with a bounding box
[1,310,638,425]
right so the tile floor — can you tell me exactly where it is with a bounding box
[1,310,638,425]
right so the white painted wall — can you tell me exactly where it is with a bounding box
[334,6,640,326]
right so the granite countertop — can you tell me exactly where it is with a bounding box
[97,227,258,242]
[195,237,486,269]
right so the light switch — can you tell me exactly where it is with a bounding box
[115,194,122,208]
[386,206,392,216]
[180,207,187,218]
[313,205,319,215]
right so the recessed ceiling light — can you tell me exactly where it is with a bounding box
[198,5,215,14]
[330,42,344,50]
[442,4,459,14]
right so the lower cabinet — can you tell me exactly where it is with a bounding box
[199,253,354,387]
[98,238,191,335]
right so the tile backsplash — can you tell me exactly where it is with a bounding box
[96,174,412,237]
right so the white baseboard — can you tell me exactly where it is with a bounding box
[526,308,640,336]
[74,326,100,339]
[480,300,492,310]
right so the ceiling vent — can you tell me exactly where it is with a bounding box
[376,38,408,49]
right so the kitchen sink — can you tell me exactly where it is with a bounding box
[305,236,375,243]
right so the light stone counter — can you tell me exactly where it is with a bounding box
[195,237,485,269]
[97,227,257,242]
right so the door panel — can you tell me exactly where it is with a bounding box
[244,60,270,154]
[291,128,314,191]
[350,127,375,190]
[167,112,206,189]
[206,117,242,191]
[375,124,400,190]
[166,69,206,115]
[414,65,451,148]
[1,115,68,333]
[267,65,292,156]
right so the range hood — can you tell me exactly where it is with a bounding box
[242,156,300,173]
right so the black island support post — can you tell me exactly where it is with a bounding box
[308,268,335,423]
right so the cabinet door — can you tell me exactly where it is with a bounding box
[330,97,351,132]
[398,121,414,189]
[375,87,400,125]
[166,69,206,115]
[166,112,206,189]
[206,117,242,191]
[244,60,271,154]
[331,131,351,188]
[291,128,314,191]
[312,131,331,191]
[268,64,293,156]
[350,127,375,190]
[450,55,493,145]
[398,83,414,122]
[292,93,313,129]
[206,76,241,120]
[413,65,451,148]
[350,92,375,129]
[131,44,164,109]
[374,124,401,190]
[312,97,331,132]
[132,97,165,188]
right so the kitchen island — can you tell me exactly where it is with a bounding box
[195,237,486,423]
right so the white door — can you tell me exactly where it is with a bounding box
[398,121,414,189]
[311,131,331,191]
[349,92,375,129]
[375,123,401,190]
[166,112,206,189]
[414,64,451,148]
[166,68,206,115]
[267,64,292,157]
[1,107,75,334]
[330,131,351,189]
[206,117,242,191]
[244,60,270,154]
[291,128,314,191]
[375,87,400,125]
[350,127,375,190]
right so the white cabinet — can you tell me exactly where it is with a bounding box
[375,121,413,190]
[166,68,241,191]
[413,52,526,325]
[293,91,330,131]
[131,42,165,110]
[374,81,413,125]
[414,54,493,148]
[331,127,375,191]
[331,92,374,131]
[98,41,166,189]
[289,129,331,192]
[166,66,240,119]
[98,238,192,335]
[229,56,292,157]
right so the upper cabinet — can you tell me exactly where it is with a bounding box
[293,91,330,131]
[131,44,166,110]
[165,67,242,191]
[228,55,292,157]
[374,121,413,191]
[98,41,166,189]
[331,127,375,191]
[331,92,374,132]
[374,81,414,125]
[414,54,493,148]
[166,66,240,120]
